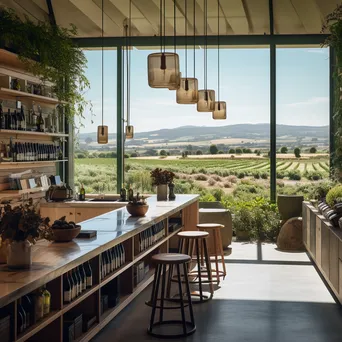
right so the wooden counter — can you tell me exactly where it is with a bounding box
[0,194,199,342]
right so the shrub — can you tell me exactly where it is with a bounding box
[194,174,208,181]
[160,150,167,156]
[77,153,85,159]
[223,181,232,188]
[280,146,288,153]
[198,168,207,174]
[306,171,323,181]
[310,147,317,153]
[208,178,217,186]
[196,150,203,155]
[288,170,301,180]
[227,175,237,183]
[256,150,261,156]
[211,188,224,201]
[276,180,285,188]
[261,172,268,179]
[236,148,242,154]
[130,152,138,157]
[124,154,130,158]
[276,171,285,179]
[237,172,245,179]
[229,149,236,153]
[212,175,222,182]
[253,172,260,179]
[326,185,342,207]
[218,150,224,154]
[209,144,218,155]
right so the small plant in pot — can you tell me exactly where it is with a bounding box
[126,193,149,217]
[150,168,175,201]
[0,200,52,269]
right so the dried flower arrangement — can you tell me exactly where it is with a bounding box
[150,168,175,186]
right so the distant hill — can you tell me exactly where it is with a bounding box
[79,124,329,144]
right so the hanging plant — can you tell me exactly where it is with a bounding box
[0,8,92,128]
[322,5,342,179]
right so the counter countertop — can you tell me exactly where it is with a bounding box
[0,194,199,308]
[40,199,128,208]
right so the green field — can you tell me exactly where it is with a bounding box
[75,157,330,195]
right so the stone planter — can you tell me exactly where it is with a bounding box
[157,184,168,201]
[277,195,304,221]
[7,240,32,269]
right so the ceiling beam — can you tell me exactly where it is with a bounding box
[0,0,48,22]
[219,0,249,34]
[45,0,56,26]
[69,0,121,35]
[290,0,323,33]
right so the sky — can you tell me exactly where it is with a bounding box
[79,46,329,134]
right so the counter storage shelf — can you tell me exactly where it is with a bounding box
[0,187,49,195]
[0,160,68,169]
[0,195,199,342]
[0,87,66,105]
[0,129,68,138]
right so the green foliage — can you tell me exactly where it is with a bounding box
[160,150,167,156]
[130,152,138,157]
[294,147,301,158]
[326,184,342,207]
[209,144,218,155]
[196,150,203,155]
[310,147,317,153]
[77,153,85,159]
[236,148,242,154]
[237,172,245,179]
[280,146,288,153]
[218,150,224,154]
[305,170,323,181]
[228,148,236,153]
[261,172,268,179]
[0,8,91,127]
[288,170,301,180]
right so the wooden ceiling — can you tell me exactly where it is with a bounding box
[0,0,339,38]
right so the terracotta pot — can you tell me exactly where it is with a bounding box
[126,204,149,217]
[7,240,32,269]
[53,226,81,242]
[277,195,304,221]
[157,184,168,201]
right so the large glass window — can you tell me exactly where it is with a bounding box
[74,49,117,194]
[276,47,330,195]
[125,46,270,201]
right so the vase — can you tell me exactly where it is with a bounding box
[168,183,176,201]
[7,240,32,269]
[157,184,168,201]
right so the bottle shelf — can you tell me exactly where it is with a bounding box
[0,187,49,195]
[16,310,60,342]
[0,87,66,105]
[61,286,99,314]
[0,129,68,138]
[0,159,67,166]
[100,262,131,288]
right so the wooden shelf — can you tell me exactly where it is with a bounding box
[0,87,62,104]
[0,129,68,137]
[0,187,49,195]
[100,262,132,288]
[16,310,61,342]
[0,159,67,167]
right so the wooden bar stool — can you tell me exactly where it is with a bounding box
[197,223,227,284]
[147,253,196,338]
[174,231,214,303]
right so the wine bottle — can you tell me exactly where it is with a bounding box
[79,184,86,201]
[106,250,111,274]
[37,106,45,132]
[42,286,51,316]
[120,183,127,201]
[80,264,87,292]
[0,101,4,129]
[63,273,72,303]
[75,268,81,297]
[5,109,10,129]
[71,269,79,298]
[120,244,125,265]
[85,261,93,288]
[128,185,134,202]
[17,298,27,331]
[17,310,24,334]
[22,295,33,328]
[69,271,76,300]
[34,288,44,321]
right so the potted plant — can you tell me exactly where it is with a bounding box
[233,208,252,241]
[0,200,52,269]
[126,193,149,217]
[150,168,175,201]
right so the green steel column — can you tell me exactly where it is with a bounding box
[270,44,276,203]
[117,46,124,191]
[329,46,335,176]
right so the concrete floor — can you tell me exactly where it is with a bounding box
[92,242,342,342]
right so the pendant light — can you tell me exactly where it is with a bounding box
[125,0,134,139]
[97,0,108,144]
[176,0,199,104]
[197,0,215,112]
[148,0,180,89]
[213,0,226,120]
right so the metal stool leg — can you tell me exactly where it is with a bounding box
[203,238,214,297]
[195,239,203,301]
[149,264,162,332]
[213,229,220,285]
[217,229,227,278]
[176,264,187,335]
[183,262,195,328]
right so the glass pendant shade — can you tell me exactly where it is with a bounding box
[168,72,181,90]
[148,52,180,89]
[197,89,215,112]
[213,101,226,120]
[176,78,199,104]
[125,125,134,139]
[97,125,108,144]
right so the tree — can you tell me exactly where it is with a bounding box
[85,137,93,145]
[280,146,288,154]
[196,150,203,155]
[245,148,252,153]
[209,144,218,155]
[294,147,301,158]
[218,150,224,154]
[310,147,317,153]
[130,152,138,157]
[228,148,236,154]
[145,149,158,156]
[160,149,167,156]
[236,148,242,154]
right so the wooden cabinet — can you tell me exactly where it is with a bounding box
[329,231,339,291]
[315,216,322,267]
[74,207,113,223]
[339,259,342,296]
[310,208,317,257]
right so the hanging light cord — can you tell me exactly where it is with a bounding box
[101,0,104,128]
[128,0,132,124]
[193,0,195,78]
[204,0,208,90]
[217,0,220,102]
[185,0,188,79]
[160,0,162,53]
[174,0,177,55]
[125,23,128,124]
[163,0,166,53]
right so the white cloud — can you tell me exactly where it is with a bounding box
[286,97,329,108]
